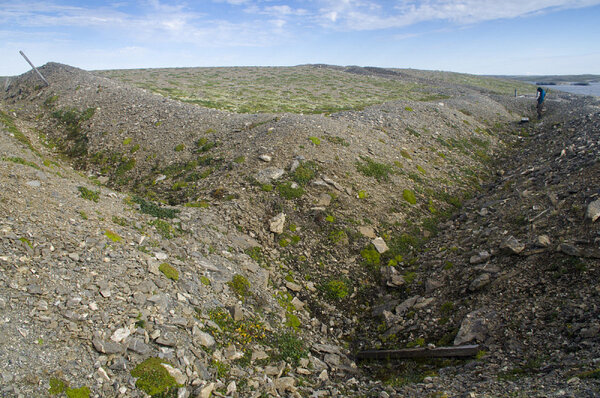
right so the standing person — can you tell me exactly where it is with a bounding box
[536,87,546,119]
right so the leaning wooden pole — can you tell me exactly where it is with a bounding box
[356,344,480,360]
[19,51,49,86]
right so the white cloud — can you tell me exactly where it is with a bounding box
[316,0,600,30]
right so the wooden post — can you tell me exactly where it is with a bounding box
[19,51,49,86]
[355,344,480,360]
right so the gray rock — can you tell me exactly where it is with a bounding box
[425,278,443,294]
[111,327,131,343]
[93,337,125,354]
[162,363,187,385]
[316,193,332,207]
[372,237,389,254]
[395,296,419,315]
[586,199,600,222]
[454,310,488,345]
[558,243,582,257]
[358,226,377,239]
[258,154,272,162]
[291,296,304,310]
[256,167,284,184]
[26,284,42,295]
[469,273,491,291]
[109,357,128,371]
[324,353,341,367]
[229,304,243,321]
[128,338,151,354]
[580,324,600,339]
[289,159,301,173]
[156,333,176,347]
[312,343,342,355]
[537,234,551,247]
[269,212,286,234]
[501,236,525,254]
[469,250,490,264]
[197,331,215,347]
[26,180,41,187]
[274,377,296,394]
[68,252,80,261]
[285,282,302,292]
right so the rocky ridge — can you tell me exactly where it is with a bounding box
[0,63,599,397]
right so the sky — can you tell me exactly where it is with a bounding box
[1,0,600,76]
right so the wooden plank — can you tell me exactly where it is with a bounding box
[356,345,480,360]
[19,51,49,86]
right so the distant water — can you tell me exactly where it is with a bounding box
[540,82,600,97]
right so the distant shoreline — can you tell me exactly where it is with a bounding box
[538,82,600,97]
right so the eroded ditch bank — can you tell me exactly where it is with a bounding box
[2,63,598,396]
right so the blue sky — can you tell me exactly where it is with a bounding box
[1,0,600,76]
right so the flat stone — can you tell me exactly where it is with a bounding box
[358,226,377,239]
[372,237,389,254]
[395,296,418,315]
[501,236,525,254]
[270,213,286,234]
[93,337,124,354]
[469,251,490,264]
[111,327,131,343]
[586,199,600,222]
[229,304,243,321]
[155,252,168,260]
[156,334,176,347]
[454,310,488,345]
[537,235,551,247]
[226,381,236,396]
[285,282,302,292]
[252,350,269,361]
[197,331,215,347]
[316,194,332,207]
[274,377,296,394]
[256,167,284,184]
[469,273,491,291]
[162,363,187,385]
[198,383,214,398]
[291,297,304,310]
[318,369,329,381]
[558,243,582,257]
[27,284,42,295]
[258,154,272,162]
[312,343,342,355]
[68,252,80,261]
[324,353,341,367]
[26,180,41,188]
[128,338,151,354]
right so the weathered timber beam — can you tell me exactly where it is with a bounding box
[19,51,49,86]
[356,344,480,360]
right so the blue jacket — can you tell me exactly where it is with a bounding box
[537,88,546,104]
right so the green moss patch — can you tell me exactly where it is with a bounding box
[320,279,350,300]
[159,263,179,281]
[228,274,251,300]
[131,357,179,396]
[278,182,304,199]
[105,229,122,242]
[403,189,417,204]
[78,186,100,202]
[356,156,393,182]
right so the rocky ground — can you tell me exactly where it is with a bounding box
[0,63,599,397]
